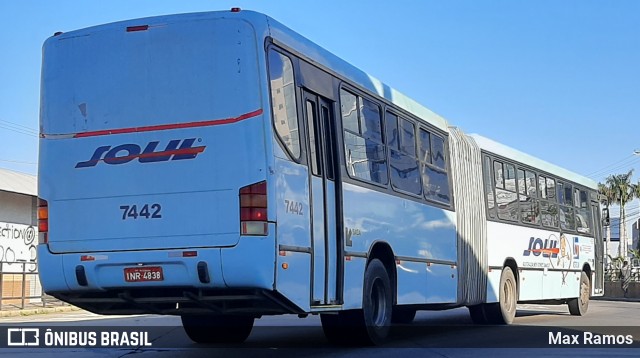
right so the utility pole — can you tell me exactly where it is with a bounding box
[630,150,640,257]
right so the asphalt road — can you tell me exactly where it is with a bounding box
[1,300,639,357]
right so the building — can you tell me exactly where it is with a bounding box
[0,167,39,307]
[603,216,640,261]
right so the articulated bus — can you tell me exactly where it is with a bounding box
[37,9,604,344]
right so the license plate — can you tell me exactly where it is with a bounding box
[124,266,164,282]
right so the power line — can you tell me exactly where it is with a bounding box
[588,156,640,180]
[0,158,37,165]
[0,119,37,132]
[0,119,38,137]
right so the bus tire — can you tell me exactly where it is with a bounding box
[360,259,392,344]
[568,271,590,316]
[181,314,254,344]
[486,266,517,324]
[392,306,417,324]
[321,259,392,345]
[348,259,394,345]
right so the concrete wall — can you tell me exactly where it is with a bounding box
[0,191,36,226]
[604,281,640,298]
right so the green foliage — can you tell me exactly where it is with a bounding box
[601,170,638,257]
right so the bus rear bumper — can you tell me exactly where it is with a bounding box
[47,287,303,316]
[37,229,292,315]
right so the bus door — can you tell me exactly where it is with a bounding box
[302,90,339,306]
[591,200,604,294]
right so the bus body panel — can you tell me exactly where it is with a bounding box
[486,221,596,302]
[41,16,262,136]
[273,157,311,250]
[342,256,366,310]
[272,156,313,310]
[341,182,458,306]
[276,250,311,312]
[396,261,457,304]
[40,15,270,254]
[60,248,227,291]
[220,229,276,290]
[38,12,287,314]
[37,246,69,292]
[342,182,457,263]
[42,116,268,253]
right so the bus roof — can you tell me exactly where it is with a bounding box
[468,133,597,190]
[260,12,451,132]
[49,9,449,132]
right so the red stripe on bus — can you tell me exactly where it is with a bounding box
[72,109,263,138]
[530,248,560,254]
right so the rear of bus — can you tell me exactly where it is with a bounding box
[37,11,284,315]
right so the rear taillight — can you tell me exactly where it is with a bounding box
[239,181,268,236]
[38,198,49,244]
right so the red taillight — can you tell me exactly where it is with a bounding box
[231,7,241,13]
[239,181,268,236]
[38,198,49,244]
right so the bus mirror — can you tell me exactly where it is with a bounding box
[602,208,610,227]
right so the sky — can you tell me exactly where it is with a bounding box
[1,1,639,221]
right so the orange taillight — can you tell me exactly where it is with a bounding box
[239,181,268,236]
[38,198,49,244]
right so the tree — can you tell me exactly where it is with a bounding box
[606,170,637,257]
[636,181,640,251]
[598,182,616,260]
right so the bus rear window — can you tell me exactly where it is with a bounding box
[269,50,301,159]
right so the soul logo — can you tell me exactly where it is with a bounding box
[75,138,206,168]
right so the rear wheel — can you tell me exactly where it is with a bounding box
[360,259,393,344]
[181,314,254,344]
[568,271,590,316]
[321,259,392,345]
[485,266,517,324]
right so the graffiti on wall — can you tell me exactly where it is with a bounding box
[0,222,38,273]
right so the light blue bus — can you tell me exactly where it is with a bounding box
[37,9,605,345]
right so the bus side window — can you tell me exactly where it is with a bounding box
[517,169,525,195]
[483,155,496,218]
[525,170,537,198]
[576,189,592,234]
[541,177,558,228]
[564,183,573,206]
[389,116,421,195]
[494,161,504,189]
[268,50,301,160]
[421,132,450,204]
[539,176,547,199]
[431,134,446,169]
[519,169,540,225]
[494,160,518,222]
[546,178,556,201]
[505,164,516,192]
[540,201,559,228]
[560,205,576,231]
[557,182,565,204]
[341,89,388,185]
[340,90,359,133]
